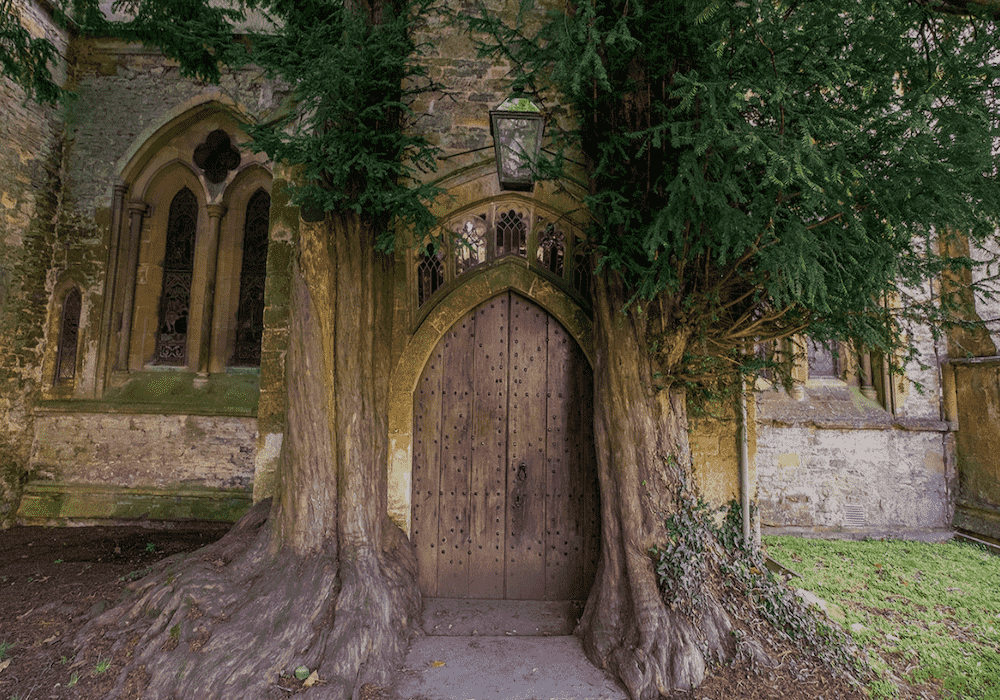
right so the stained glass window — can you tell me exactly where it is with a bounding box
[154,188,197,365]
[454,216,488,275]
[232,189,270,366]
[573,247,590,299]
[535,223,565,276]
[55,287,81,383]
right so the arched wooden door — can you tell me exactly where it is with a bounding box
[412,292,599,600]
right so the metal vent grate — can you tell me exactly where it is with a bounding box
[844,504,866,528]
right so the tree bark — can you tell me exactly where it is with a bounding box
[73,213,419,700]
[576,271,735,698]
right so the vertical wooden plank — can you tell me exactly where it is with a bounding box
[436,310,476,597]
[468,295,509,599]
[506,294,548,600]
[544,319,588,599]
[412,344,444,597]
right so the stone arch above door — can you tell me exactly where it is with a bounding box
[386,265,594,537]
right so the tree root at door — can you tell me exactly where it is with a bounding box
[577,497,871,700]
[73,500,420,700]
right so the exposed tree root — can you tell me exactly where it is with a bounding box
[74,500,420,700]
[578,552,736,698]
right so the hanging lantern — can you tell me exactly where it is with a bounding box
[490,95,545,191]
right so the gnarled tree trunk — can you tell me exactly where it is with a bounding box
[576,271,736,698]
[74,212,419,700]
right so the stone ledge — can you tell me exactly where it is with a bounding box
[37,370,260,417]
[949,355,1000,367]
[762,525,955,543]
[760,416,950,432]
[16,482,252,526]
[34,401,256,418]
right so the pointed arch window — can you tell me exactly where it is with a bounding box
[55,287,81,384]
[414,202,587,311]
[417,243,446,306]
[232,189,271,366]
[154,187,197,365]
[535,222,565,277]
[494,208,527,258]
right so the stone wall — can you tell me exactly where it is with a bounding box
[757,422,950,531]
[3,5,285,524]
[19,411,255,524]
[0,0,71,526]
[756,379,952,533]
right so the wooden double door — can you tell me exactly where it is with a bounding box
[412,292,600,600]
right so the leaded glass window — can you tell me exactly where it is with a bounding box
[535,222,565,276]
[807,339,840,379]
[55,287,81,383]
[494,209,527,258]
[573,247,590,298]
[417,243,445,306]
[454,215,488,275]
[154,187,197,365]
[232,189,270,366]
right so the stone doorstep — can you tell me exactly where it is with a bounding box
[16,481,252,525]
[421,598,585,637]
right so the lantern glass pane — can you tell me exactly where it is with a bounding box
[491,111,544,190]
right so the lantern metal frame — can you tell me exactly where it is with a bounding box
[489,96,545,191]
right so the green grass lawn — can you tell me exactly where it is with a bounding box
[764,536,1000,700]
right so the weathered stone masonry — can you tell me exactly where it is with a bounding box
[0,0,979,538]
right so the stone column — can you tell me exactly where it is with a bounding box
[117,200,149,371]
[95,183,129,394]
[195,203,227,383]
[860,351,878,400]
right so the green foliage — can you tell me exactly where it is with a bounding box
[231,0,443,248]
[651,499,868,678]
[0,0,68,104]
[0,640,13,660]
[475,0,1000,385]
[649,494,716,615]
[768,536,1000,700]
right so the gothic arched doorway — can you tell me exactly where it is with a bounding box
[412,292,599,600]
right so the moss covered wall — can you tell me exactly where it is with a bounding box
[0,0,71,526]
[5,8,286,524]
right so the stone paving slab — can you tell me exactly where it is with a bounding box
[393,636,627,700]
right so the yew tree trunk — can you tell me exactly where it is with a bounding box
[576,272,735,698]
[74,212,419,700]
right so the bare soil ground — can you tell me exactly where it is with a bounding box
[0,524,927,700]
[0,523,229,700]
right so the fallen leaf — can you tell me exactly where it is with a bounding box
[0,659,10,674]
[303,670,320,687]
[42,634,58,644]
[431,661,446,668]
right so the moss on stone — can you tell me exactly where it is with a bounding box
[43,370,260,416]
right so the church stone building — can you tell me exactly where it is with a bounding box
[2,0,996,573]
